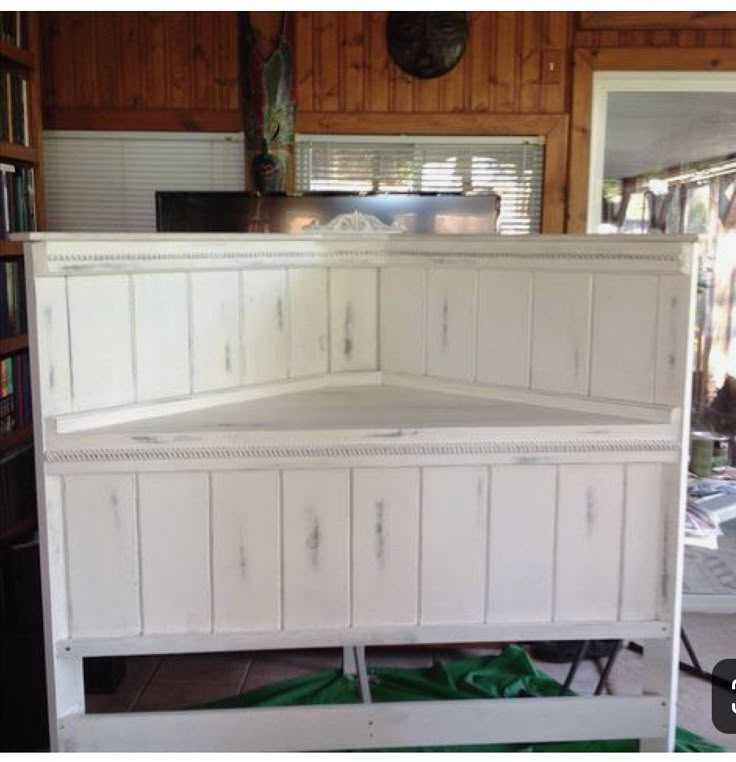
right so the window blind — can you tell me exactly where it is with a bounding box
[295,135,545,234]
[43,131,245,232]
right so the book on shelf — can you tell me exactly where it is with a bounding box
[0,69,29,146]
[0,162,35,238]
[0,12,24,49]
[0,352,30,432]
[0,255,27,337]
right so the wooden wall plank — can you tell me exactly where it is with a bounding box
[329,268,378,372]
[133,273,190,401]
[531,272,592,395]
[415,76,440,114]
[242,270,288,384]
[212,471,281,632]
[119,12,142,108]
[287,268,328,378]
[421,467,488,625]
[65,474,139,638]
[494,12,518,113]
[366,11,389,111]
[352,468,420,627]
[314,12,340,111]
[166,13,192,109]
[141,12,167,109]
[71,12,98,108]
[487,465,556,622]
[192,12,217,110]
[93,13,121,109]
[294,11,315,112]
[476,270,531,388]
[380,267,426,375]
[468,12,491,112]
[139,473,210,634]
[67,275,134,411]
[282,469,350,630]
[519,13,542,113]
[439,52,465,112]
[555,465,624,622]
[342,12,365,112]
[426,269,477,381]
[578,11,736,30]
[540,12,569,113]
[190,271,241,393]
[590,275,658,403]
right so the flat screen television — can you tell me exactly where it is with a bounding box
[155,192,500,235]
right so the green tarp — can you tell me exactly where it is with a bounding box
[198,644,724,752]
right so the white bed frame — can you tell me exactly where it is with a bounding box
[21,230,697,752]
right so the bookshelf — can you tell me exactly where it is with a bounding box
[0,10,43,544]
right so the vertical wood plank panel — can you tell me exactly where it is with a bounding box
[390,66,414,112]
[329,268,378,372]
[139,473,210,634]
[212,471,281,632]
[166,13,193,109]
[415,76,440,113]
[421,467,488,625]
[287,268,328,378]
[494,12,518,113]
[141,12,167,109]
[352,468,420,627]
[540,12,568,113]
[70,12,98,108]
[476,271,531,388]
[93,13,121,109]
[314,12,339,111]
[519,13,542,113]
[134,273,190,401]
[366,11,389,111]
[42,14,75,108]
[65,474,139,638]
[468,12,491,112]
[45,476,70,641]
[242,270,288,384]
[439,53,465,112]
[590,275,657,402]
[487,465,556,622]
[380,267,426,375]
[67,275,134,411]
[555,465,624,622]
[343,12,365,112]
[426,269,477,381]
[119,12,142,108]
[215,12,239,110]
[34,278,72,415]
[282,469,350,630]
[294,11,315,112]
[531,272,592,395]
[192,12,217,110]
[654,275,690,406]
[191,271,241,393]
[620,464,663,621]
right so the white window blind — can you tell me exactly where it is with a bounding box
[295,135,545,234]
[43,131,245,232]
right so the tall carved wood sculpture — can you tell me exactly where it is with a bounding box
[239,12,295,195]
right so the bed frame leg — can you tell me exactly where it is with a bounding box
[639,637,678,752]
[342,646,371,704]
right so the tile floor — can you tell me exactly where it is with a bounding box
[85,612,736,751]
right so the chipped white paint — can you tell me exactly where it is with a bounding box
[33,278,72,415]
[242,270,288,384]
[379,268,426,375]
[329,268,378,372]
[287,268,328,378]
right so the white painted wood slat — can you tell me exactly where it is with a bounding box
[242,269,288,384]
[426,269,477,381]
[190,271,240,393]
[555,465,624,621]
[330,268,378,372]
[352,468,420,627]
[287,268,328,378]
[420,467,488,624]
[654,275,690,406]
[64,474,139,638]
[33,278,72,415]
[379,268,426,375]
[476,271,532,388]
[531,272,592,395]
[590,274,657,402]
[211,471,281,632]
[138,473,210,634]
[487,465,555,622]
[133,273,190,401]
[282,469,351,630]
[67,275,134,410]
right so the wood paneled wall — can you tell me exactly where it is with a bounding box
[294,11,570,115]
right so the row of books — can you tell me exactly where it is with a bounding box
[0,12,24,49]
[0,163,35,237]
[0,70,29,146]
[0,257,27,338]
[1,352,31,432]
